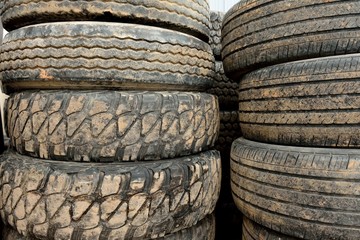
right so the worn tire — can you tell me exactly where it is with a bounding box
[231,138,360,239]
[207,62,238,110]
[0,22,215,93]
[0,150,221,240]
[6,90,219,162]
[242,217,298,240]
[2,214,216,240]
[222,0,360,78]
[209,11,224,60]
[1,0,210,41]
[239,54,360,148]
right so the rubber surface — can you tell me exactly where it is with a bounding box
[242,217,298,240]
[0,22,215,93]
[209,11,224,60]
[239,54,360,148]
[0,150,221,240]
[1,0,210,41]
[222,0,360,78]
[231,138,360,239]
[207,62,238,110]
[6,90,219,162]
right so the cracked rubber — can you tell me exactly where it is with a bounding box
[0,22,215,93]
[207,62,238,110]
[239,54,360,148]
[3,214,216,240]
[0,150,221,240]
[209,11,224,60]
[242,217,298,240]
[231,138,360,239]
[1,0,210,41]
[6,90,219,162]
[222,0,360,78]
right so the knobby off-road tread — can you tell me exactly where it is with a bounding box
[6,90,219,162]
[2,214,216,240]
[0,150,221,240]
[0,22,215,93]
[231,138,360,239]
[242,217,298,240]
[207,62,238,110]
[1,0,210,41]
[222,0,360,78]
[215,111,241,155]
[209,11,224,60]
[239,54,360,148]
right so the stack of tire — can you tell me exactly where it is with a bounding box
[208,11,243,239]
[0,1,221,239]
[223,1,360,239]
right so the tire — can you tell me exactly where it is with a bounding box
[2,214,216,240]
[209,11,224,60]
[0,150,221,240]
[0,22,215,93]
[242,217,298,240]
[239,54,360,148]
[6,90,219,162]
[0,0,210,41]
[231,138,360,239]
[216,111,241,155]
[222,0,360,78]
[207,62,238,110]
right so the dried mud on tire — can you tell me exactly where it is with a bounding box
[0,150,221,240]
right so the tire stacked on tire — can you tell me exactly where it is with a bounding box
[208,11,243,239]
[0,1,221,239]
[223,1,360,239]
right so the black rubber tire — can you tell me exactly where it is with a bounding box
[239,54,360,148]
[2,214,216,240]
[0,150,221,240]
[1,0,210,41]
[231,137,360,239]
[209,11,224,60]
[0,22,215,93]
[207,62,238,110]
[6,90,219,162]
[222,0,360,78]
[242,217,298,240]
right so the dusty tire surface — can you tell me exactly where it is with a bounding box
[209,11,224,60]
[1,0,210,41]
[239,54,360,148]
[216,111,241,155]
[242,217,298,240]
[0,150,221,240]
[231,138,360,239]
[0,22,215,93]
[222,0,360,78]
[2,214,216,240]
[6,90,219,162]
[207,62,238,110]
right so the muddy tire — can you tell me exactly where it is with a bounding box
[209,11,224,60]
[231,138,360,239]
[0,150,221,240]
[0,22,215,93]
[207,62,238,110]
[222,0,360,78]
[242,217,298,240]
[239,54,360,148]
[6,90,219,162]
[1,0,210,41]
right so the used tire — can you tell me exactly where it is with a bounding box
[231,138,360,239]
[239,54,360,148]
[222,0,360,78]
[0,22,215,93]
[242,217,298,240]
[6,90,219,162]
[1,0,210,41]
[209,11,224,60]
[0,150,221,240]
